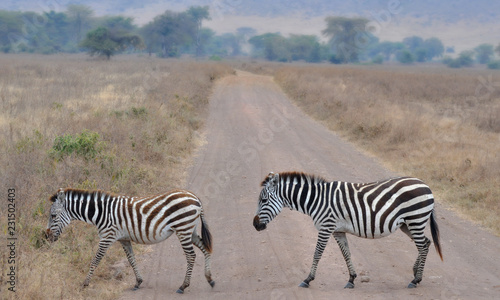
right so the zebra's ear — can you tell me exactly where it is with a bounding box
[262,172,276,186]
[269,173,279,186]
[56,189,65,203]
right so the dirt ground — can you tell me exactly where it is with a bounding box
[120,71,500,300]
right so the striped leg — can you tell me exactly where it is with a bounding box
[83,239,113,287]
[299,228,333,288]
[401,224,431,288]
[120,240,143,290]
[333,232,357,288]
[176,230,196,294]
[192,231,214,287]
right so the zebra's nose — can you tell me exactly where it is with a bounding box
[253,215,267,231]
[45,229,58,242]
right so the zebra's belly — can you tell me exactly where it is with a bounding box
[336,220,399,239]
[118,225,174,244]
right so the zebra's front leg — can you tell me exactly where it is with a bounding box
[120,240,143,290]
[176,233,196,294]
[333,232,357,289]
[83,239,114,287]
[299,229,332,288]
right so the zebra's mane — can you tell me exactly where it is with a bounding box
[262,171,328,186]
[49,188,116,202]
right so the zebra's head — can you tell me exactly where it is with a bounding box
[46,189,71,242]
[253,172,284,231]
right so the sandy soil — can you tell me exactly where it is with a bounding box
[120,71,500,300]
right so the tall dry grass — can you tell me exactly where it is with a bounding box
[272,64,500,234]
[0,54,232,299]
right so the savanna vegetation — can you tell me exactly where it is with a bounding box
[2,5,500,67]
[261,63,499,234]
[0,54,232,299]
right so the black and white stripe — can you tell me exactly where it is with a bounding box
[46,188,214,293]
[253,172,443,289]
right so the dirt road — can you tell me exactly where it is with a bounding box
[121,71,500,299]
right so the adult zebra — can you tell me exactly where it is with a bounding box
[46,188,214,294]
[253,172,443,289]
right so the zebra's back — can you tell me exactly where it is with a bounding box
[119,189,203,244]
[332,177,435,238]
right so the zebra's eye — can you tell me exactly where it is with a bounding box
[51,214,57,219]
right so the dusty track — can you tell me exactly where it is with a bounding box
[121,71,500,300]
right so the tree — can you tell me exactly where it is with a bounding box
[322,16,370,63]
[369,41,405,61]
[457,50,474,66]
[397,50,414,64]
[474,43,494,64]
[42,11,73,53]
[288,34,319,61]
[187,6,210,57]
[0,10,23,52]
[443,50,474,68]
[80,26,142,59]
[423,37,444,60]
[249,33,290,61]
[414,48,427,62]
[66,4,93,45]
[142,10,196,58]
[403,36,424,52]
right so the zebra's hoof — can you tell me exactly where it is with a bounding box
[407,282,417,288]
[299,281,309,288]
[344,282,355,289]
[209,280,215,287]
[132,286,139,291]
[176,288,184,294]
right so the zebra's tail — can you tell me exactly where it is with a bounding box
[200,209,213,254]
[430,209,443,261]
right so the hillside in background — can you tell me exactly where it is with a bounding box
[1,0,499,52]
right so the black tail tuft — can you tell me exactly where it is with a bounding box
[201,213,212,253]
[430,210,443,261]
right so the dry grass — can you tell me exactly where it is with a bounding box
[0,54,233,299]
[270,63,500,234]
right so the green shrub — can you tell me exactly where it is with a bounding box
[129,106,147,118]
[49,130,105,161]
[209,55,222,61]
[372,54,383,64]
[16,130,45,153]
[397,50,415,64]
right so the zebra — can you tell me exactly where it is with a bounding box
[46,188,214,294]
[253,171,443,289]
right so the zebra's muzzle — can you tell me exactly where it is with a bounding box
[253,215,267,231]
[45,229,58,242]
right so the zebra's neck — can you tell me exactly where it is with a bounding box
[279,181,335,217]
[63,189,121,226]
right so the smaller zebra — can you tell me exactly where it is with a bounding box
[46,188,214,293]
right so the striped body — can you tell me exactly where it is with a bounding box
[254,172,442,289]
[46,188,214,293]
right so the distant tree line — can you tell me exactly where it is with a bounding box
[1,6,500,67]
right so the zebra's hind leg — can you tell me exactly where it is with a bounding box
[120,240,143,290]
[192,231,214,288]
[400,224,431,288]
[176,229,196,294]
[333,232,357,289]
